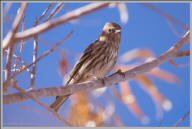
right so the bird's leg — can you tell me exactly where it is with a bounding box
[98,77,107,86]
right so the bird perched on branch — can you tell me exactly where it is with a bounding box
[50,22,122,112]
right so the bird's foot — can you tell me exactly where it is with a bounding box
[98,77,107,86]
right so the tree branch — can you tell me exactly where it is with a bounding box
[175,50,190,58]
[13,30,74,79]
[44,3,64,22]
[38,3,54,23]
[30,18,39,89]
[13,83,72,126]
[12,52,32,74]
[4,3,27,90]
[6,3,110,43]
[3,30,74,92]
[13,14,25,77]
[3,3,27,50]
[174,110,190,127]
[140,3,189,30]
[3,30,190,105]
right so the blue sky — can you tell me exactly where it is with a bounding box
[3,2,190,127]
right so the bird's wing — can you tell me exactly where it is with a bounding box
[65,40,99,85]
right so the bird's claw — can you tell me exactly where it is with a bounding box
[98,77,106,85]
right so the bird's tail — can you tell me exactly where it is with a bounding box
[50,95,70,112]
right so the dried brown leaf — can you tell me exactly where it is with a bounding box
[149,67,180,84]
[117,3,129,24]
[93,96,122,126]
[136,75,172,112]
[120,49,153,63]
[68,93,103,126]
[109,86,122,101]
[58,56,68,76]
[120,81,149,124]
[169,59,189,67]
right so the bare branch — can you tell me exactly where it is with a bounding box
[13,83,72,126]
[174,110,190,127]
[13,14,25,77]
[29,3,56,89]
[3,3,12,16]
[3,3,13,23]
[38,3,54,23]
[3,30,190,104]
[45,3,64,22]
[166,18,181,38]
[4,51,32,74]
[12,3,110,42]
[167,50,190,67]
[3,30,74,92]
[140,3,189,30]
[13,30,74,79]
[175,50,190,58]
[4,3,26,86]
[12,53,32,74]
[168,59,189,68]
[3,3,27,50]
[4,3,27,91]
[30,17,39,89]
[5,44,14,82]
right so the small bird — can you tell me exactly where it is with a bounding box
[50,22,122,112]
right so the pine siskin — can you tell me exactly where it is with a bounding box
[50,22,122,112]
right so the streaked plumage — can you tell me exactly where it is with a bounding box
[50,22,122,112]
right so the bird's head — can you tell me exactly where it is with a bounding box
[103,22,121,34]
[99,22,121,41]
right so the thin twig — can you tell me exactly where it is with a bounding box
[12,53,32,74]
[3,3,12,16]
[3,3,13,23]
[29,3,55,89]
[10,3,110,42]
[168,50,190,67]
[4,51,32,74]
[45,3,64,22]
[169,59,189,68]
[175,50,190,58]
[5,44,14,82]
[39,37,78,57]
[38,3,54,23]
[13,83,72,126]
[166,18,181,38]
[3,30,190,104]
[30,17,39,89]
[140,3,189,30]
[14,30,74,78]
[18,103,52,119]
[174,110,190,127]
[4,3,27,91]
[3,30,74,92]
[13,14,25,77]
[3,16,14,23]
[3,3,27,50]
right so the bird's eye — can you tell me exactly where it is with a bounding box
[108,29,115,33]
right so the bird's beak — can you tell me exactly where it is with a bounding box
[115,29,121,33]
